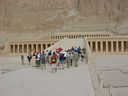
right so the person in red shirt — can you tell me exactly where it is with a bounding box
[51,52,58,72]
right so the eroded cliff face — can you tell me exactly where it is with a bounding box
[0,0,77,33]
[0,0,128,34]
[65,0,128,34]
[79,0,128,16]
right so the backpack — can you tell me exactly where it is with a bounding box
[48,51,52,56]
[59,54,64,60]
[51,55,57,63]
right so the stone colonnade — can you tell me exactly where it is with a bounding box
[7,33,128,54]
[50,32,112,39]
[9,40,58,53]
[88,37,128,53]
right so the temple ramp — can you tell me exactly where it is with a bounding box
[47,38,85,51]
[0,60,95,96]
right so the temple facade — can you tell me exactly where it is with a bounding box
[6,39,58,54]
[6,31,128,54]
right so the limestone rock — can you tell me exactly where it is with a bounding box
[0,0,128,46]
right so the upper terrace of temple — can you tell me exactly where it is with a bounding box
[50,31,113,39]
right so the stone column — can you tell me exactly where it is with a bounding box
[22,44,24,53]
[116,41,119,52]
[100,41,103,52]
[41,44,43,51]
[106,41,108,52]
[39,44,41,52]
[121,41,124,52]
[90,41,92,51]
[95,41,98,52]
[31,44,34,53]
[36,44,38,52]
[17,44,19,53]
[111,41,113,52]
[27,44,29,53]
[13,45,15,53]
[75,35,77,39]
[46,44,48,49]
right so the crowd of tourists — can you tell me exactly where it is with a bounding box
[21,46,86,72]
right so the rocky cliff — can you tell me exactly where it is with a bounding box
[0,0,128,33]
[0,0,128,45]
[0,0,77,32]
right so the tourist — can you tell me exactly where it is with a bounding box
[63,50,67,64]
[40,51,46,69]
[73,50,79,67]
[66,52,70,68]
[27,53,32,65]
[35,52,40,68]
[71,46,74,51]
[59,52,65,70]
[55,51,60,69]
[69,52,73,66]
[21,54,25,65]
[77,46,82,54]
[51,52,58,72]
[82,47,86,54]
[48,50,52,65]
[81,52,84,61]
[45,50,49,64]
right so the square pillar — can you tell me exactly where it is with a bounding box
[27,44,29,53]
[31,44,34,53]
[121,41,124,52]
[46,44,48,50]
[36,44,38,52]
[41,44,43,52]
[17,44,19,53]
[116,41,119,52]
[106,41,108,52]
[22,44,24,53]
[95,41,98,52]
[13,45,15,53]
[100,41,103,52]
[111,41,113,52]
[90,41,92,51]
